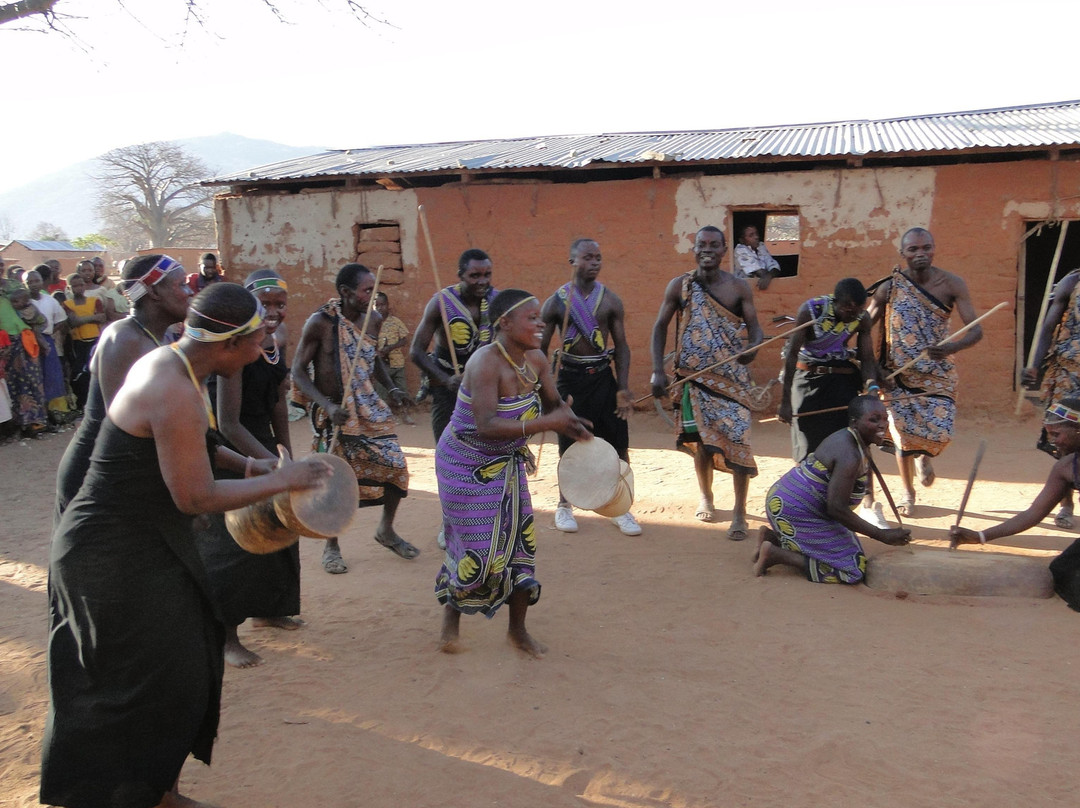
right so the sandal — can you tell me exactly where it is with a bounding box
[897,497,915,518]
[695,497,715,523]
[727,520,749,542]
[321,545,349,574]
[916,456,936,487]
[375,532,420,560]
[1055,506,1075,529]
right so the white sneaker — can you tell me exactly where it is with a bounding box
[859,502,889,530]
[555,505,578,533]
[610,511,642,536]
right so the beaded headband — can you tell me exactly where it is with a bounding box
[185,301,265,342]
[123,255,184,303]
[498,295,539,320]
[245,276,288,294]
[1044,402,1080,425]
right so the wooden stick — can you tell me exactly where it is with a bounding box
[953,439,988,531]
[1015,221,1069,414]
[635,318,816,405]
[330,265,383,453]
[851,429,904,528]
[532,270,578,474]
[885,301,1009,381]
[417,204,461,376]
[758,392,927,424]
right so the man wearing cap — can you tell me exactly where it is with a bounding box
[540,237,641,536]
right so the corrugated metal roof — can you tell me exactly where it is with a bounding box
[206,99,1080,185]
[4,240,102,252]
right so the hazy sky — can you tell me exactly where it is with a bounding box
[2,0,1078,193]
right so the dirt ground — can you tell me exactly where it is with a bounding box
[3,408,1080,808]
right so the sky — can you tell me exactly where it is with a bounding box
[2,0,1079,194]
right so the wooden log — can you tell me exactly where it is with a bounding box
[865,547,1054,598]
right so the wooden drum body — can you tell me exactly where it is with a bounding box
[865,547,1054,598]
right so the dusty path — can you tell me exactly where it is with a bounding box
[3,410,1079,807]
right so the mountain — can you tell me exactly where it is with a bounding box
[0,133,322,240]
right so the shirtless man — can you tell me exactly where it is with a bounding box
[866,227,982,515]
[540,237,640,535]
[651,226,763,540]
[292,263,416,573]
[410,248,498,443]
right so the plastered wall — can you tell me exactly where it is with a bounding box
[216,158,1080,415]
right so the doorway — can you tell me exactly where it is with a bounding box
[1018,221,1080,384]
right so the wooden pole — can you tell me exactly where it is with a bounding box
[635,318,816,406]
[532,269,577,474]
[1015,221,1069,414]
[851,429,904,528]
[885,301,1009,382]
[417,204,461,376]
[757,392,927,424]
[952,439,988,533]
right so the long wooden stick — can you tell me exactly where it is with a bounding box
[758,392,927,424]
[532,269,577,474]
[1015,221,1069,414]
[885,301,1009,381]
[953,439,987,531]
[330,265,384,453]
[417,204,461,376]
[635,318,816,405]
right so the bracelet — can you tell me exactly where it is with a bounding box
[244,456,254,476]
[521,420,528,438]
[978,530,987,544]
[390,387,403,394]
[867,384,881,393]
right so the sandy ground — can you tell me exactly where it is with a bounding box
[3,408,1080,808]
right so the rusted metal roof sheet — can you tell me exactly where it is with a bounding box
[207,99,1080,185]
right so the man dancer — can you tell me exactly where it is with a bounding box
[540,238,641,536]
[292,262,417,573]
[651,226,763,540]
[1022,267,1080,527]
[866,227,982,516]
[410,248,498,442]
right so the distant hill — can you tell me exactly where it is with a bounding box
[0,133,321,240]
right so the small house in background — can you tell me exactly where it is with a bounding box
[0,240,110,279]
[205,99,1080,416]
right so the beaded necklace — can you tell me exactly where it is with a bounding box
[494,340,540,391]
[170,343,217,430]
[130,316,162,347]
[260,333,280,365]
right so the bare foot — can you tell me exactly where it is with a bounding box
[375,527,420,559]
[695,496,715,522]
[508,628,547,658]
[754,541,779,577]
[251,616,304,630]
[439,607,463,654]
[752,526,780,563]
[224,635,263,669]
[916,455,936,487]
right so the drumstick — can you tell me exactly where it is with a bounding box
[635,318,816,406]
[418,204,462,376]
[851,429,904,528]
[952,439,987,532]
[330,265,384,453]
[532,267,577,474]
[885,301,1009,381]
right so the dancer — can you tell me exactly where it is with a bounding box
[436,289,591,657]
[55,255,192,518]
[196,269,302,668]
[650,225,763,540]
[755,396,911,582]
[42,283,331,808]
[292,262,415,573]
[867,227,982,516]
[540,237,640,536]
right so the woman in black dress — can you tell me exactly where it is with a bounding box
[43,283,331,808]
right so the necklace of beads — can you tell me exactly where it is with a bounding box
[495,340,539,390]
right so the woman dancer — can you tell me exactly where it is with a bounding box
[435,289,591,657]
